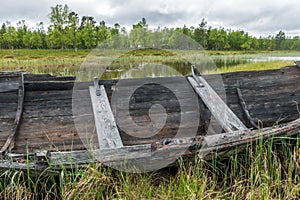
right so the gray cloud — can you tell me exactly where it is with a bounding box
[0,0,300,36]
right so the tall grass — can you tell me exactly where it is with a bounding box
[0,135,299,199]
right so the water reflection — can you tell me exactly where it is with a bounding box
[100,52,300,80]
[101,62,191,79]
[251,56,300,62]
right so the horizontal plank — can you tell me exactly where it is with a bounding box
[111,76,190,87]
[0,76,20,92]
[24,89,90,102]
[0,91,18,103]
[0,71,23,78]
[13,140,88,153]
[50,144,151,166]
[24,74,75,81]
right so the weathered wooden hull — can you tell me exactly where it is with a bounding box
[0,65,299,171]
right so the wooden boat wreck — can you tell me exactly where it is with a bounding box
[0,64,299,172]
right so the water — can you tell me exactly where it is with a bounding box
[250,56,300,62]
[100,52,300,79]
[211,52,300,68]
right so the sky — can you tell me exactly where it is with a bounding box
[1,0,300,37]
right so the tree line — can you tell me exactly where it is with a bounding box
[1,4,300,51]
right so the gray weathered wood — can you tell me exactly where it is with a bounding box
[0,66,299,171]
[0,117,299,171]
[0,73,24,153]
[89,85,123,149]
[0,71,24,78]
[50,144,151,166]
[188,70,247,132]
[0,76,20,93]
[198,118,300,158]
[236,87,259,129]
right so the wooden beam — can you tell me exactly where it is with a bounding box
[50,144,151,166]
[188,66,247,132]
[0,71,24,78]
[0,118,299,171]
[197,118,300,158]
[89,83,123,149]
[0,73,25,153]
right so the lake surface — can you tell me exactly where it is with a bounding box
[99,52,300,79]
[211,52,300,68]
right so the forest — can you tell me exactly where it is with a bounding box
[0,4,300,51]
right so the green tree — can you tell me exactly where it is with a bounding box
[16,20,28,48]
[30,31,43,49]
[227,30,250,50]
[66,11,79,50]
[0,23,7,48]
[193,18,208,48]
[275,30,286,50]
[36,22,47,48]
[96,20,108,45]
[130,18,148,48]
[3,22,17,50]
[291,36,300,50]
[22,31,32,48]
[78,16,97,48]
[207,28,228,50]
[46,28,63,49]
[48,4,70,49]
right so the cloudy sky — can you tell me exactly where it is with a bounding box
[1,0,300,37]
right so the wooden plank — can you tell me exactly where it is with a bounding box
[50,144,151,166]
[23,89,89,102]
[0,91,18,103]
[7,118,300,171]
[0,76,20,93]
[0,71,24,77]
[13,140,88,153]
[89,84,123,149]
[188,67,247,132]
[197,118,300,159]
[25,81,74,91]
[0,119,15,135]
[24,74,75,81]
[0,73,24,153]
[0,110,299,171]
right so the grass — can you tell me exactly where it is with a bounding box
[0,49,298,77]
[0,49,89,76]
[218,60,295,73]
[0,136,300,199]
[0,49,300,199]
